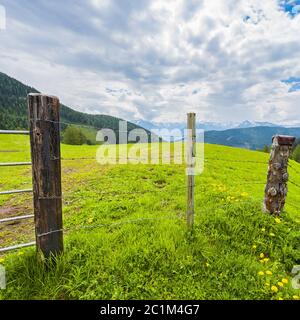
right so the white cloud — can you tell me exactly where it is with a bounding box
[0,0,300,124]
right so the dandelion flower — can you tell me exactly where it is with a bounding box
[263,258,270,263]
[282,278,288,284]
[275,218,281,224]
[278,297,284,300]
[260,253,265,259]
[258,271,265,276]
[252,245,257,250]
[271,285,278,293]
[293,295,299,300]
[278,282,284,287]
[266,271,273,275]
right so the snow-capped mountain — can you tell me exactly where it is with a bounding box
[133,120,281,132]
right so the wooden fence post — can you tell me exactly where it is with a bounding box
[263,135,296,215]
[186,113,196,229]
[28,93,63,258]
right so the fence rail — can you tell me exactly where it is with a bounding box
[0,162,31,167]
[0,215,34,224]
[0,130,29,135]
[0,242,36,253]
[0,189,33,196]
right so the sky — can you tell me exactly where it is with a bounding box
[0,0,300,125]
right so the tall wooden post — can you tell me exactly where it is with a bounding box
[186,113,196,229]
[264,135,295,215]
[28,93,63,257]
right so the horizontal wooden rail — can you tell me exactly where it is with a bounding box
[0,130,29,135]
[0,215,34,224]
[0,242,36,253]
[0,162,32,167]
[0,189,33,196]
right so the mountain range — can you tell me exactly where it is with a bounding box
[205,126,300,150]
[133,120,300,149]
[133,119,282,132]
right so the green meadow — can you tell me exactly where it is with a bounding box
[0,134,300,300]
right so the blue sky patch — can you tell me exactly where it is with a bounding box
[279,0,300,16]
[282,77,300,92]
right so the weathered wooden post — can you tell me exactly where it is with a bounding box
[263,135,296,215]
[186,113,196,229]
[28,93,63,258]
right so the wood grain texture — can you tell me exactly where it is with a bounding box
[28,93,63,257]
[263,135,296,215]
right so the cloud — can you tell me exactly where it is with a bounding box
[0,0,299,125]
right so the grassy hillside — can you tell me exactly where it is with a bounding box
[205,126,300,150]
[0,135,300,300]
[0,72,150,141]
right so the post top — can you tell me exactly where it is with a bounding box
[28,93,59,100]
[272,135,296,146]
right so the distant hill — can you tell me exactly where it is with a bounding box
[205,126,300,150]
[0,72,151,143]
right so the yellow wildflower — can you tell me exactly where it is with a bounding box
[265,282,270,287]
[278,297,284,300]
[261,228,266,232]
[271,286,278,293]
[266,270,273,275]
[263,258,270,263]
[241,192,249,197]
[293,295,299,300]
[258,271,265,276]
[278,282,284,287]
[0,258,5,263]
[252,245,257,250]
[260,253,265,259]
[88,218,94,224]
[282,278,288,284]
[275,218,281,224]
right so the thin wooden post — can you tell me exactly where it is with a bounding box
[186,113,196,229]
[28,93,63,257]
[263,135,296,215]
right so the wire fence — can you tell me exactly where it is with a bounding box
[1,118,300,254]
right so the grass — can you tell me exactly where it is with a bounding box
[0,134,300,300]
